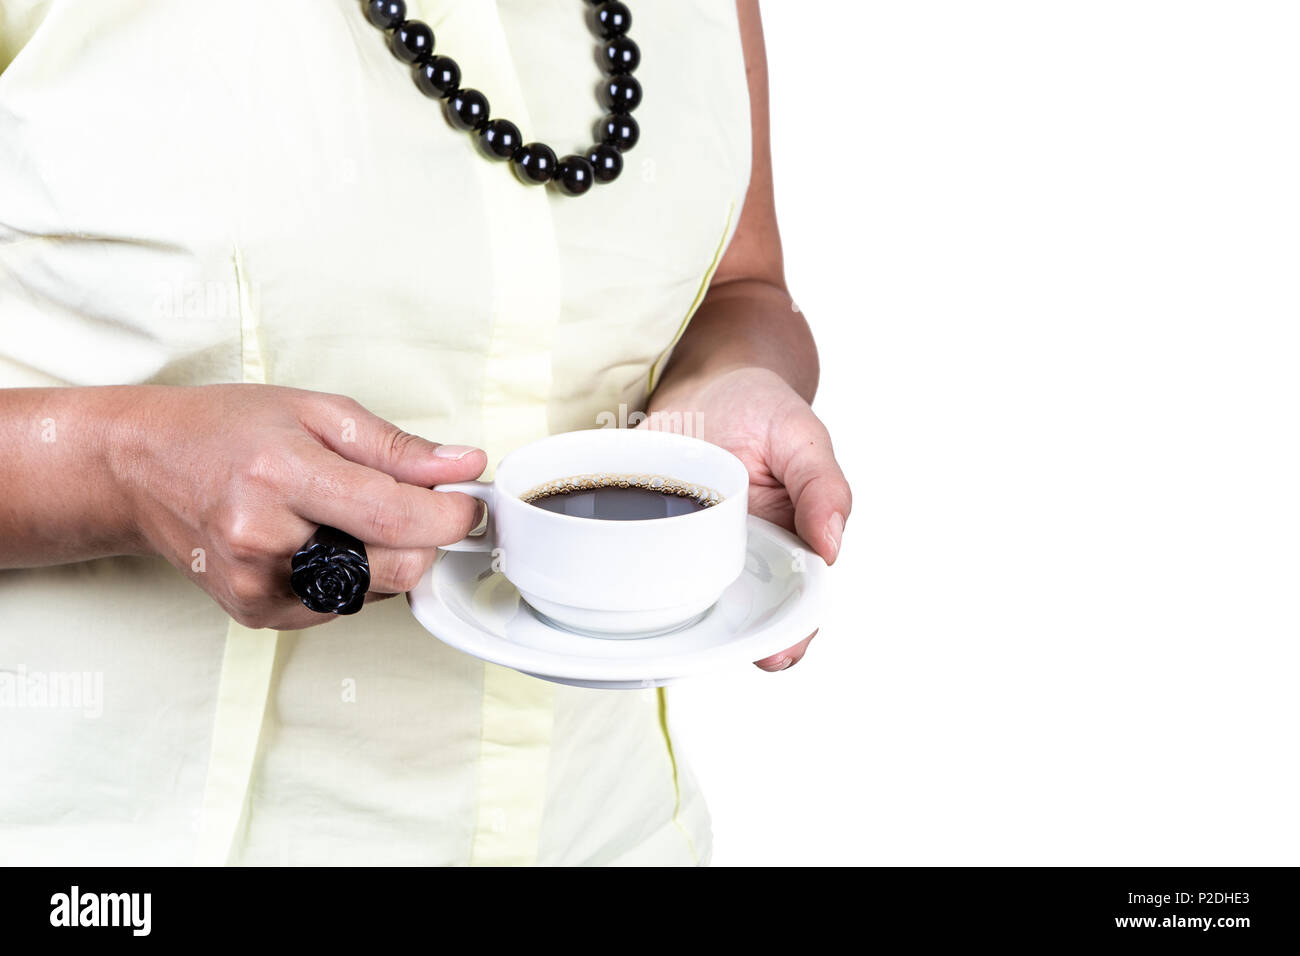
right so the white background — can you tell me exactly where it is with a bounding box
[670,1,1300,865]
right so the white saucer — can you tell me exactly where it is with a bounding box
[407,515,829,690]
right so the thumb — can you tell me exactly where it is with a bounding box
[770,413,852,565]
[306,396,487,487]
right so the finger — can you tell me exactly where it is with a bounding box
[222,564,340,631]
[365,546,438,594]
[262,590,397,631]
[753,630,817,671]
[301,394,487,487]
[222,520,413,630]
[769,415,852,565]
[290,444,483,549]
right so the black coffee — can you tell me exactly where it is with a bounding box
[522,473,722,521]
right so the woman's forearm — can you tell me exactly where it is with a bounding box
[1,383,489,628]
[0,386,143,568]
[653,4,818,411]
[651,277,820,408]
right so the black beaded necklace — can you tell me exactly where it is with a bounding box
[362,0,641,196]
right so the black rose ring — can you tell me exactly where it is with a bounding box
[290,525,370,615]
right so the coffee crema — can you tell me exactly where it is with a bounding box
[521,473,723,521]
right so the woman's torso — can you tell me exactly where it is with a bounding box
[0,0,749,865]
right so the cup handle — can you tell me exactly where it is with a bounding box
[435,480,496,552]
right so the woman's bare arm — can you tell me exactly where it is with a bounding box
[646,2,851,672]
[0,386,143,567]
[651,0,818,408]
[0,384,486,629]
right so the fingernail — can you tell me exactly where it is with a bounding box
[825,511,845,560]
[435,444,480,460]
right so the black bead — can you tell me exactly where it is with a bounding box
[478,119,522,160]
[445,88,490,131]
[602,74,642,112]
[599,113,639,151]
[512,142,558,184]
[587,143,623,183]
[414,55,460,98]
[390,20,435,63]
[362,1,635,197]
[365,0,406,31]
[554,155,596,196]
[595,2,632,38]
[601,35,639,74]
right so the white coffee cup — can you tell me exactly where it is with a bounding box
[435,428,750,638]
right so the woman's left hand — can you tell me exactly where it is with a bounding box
[643,366,851,671]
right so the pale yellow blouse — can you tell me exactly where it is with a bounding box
[0,0,750,864]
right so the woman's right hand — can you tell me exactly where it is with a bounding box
[109,384,486,630]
